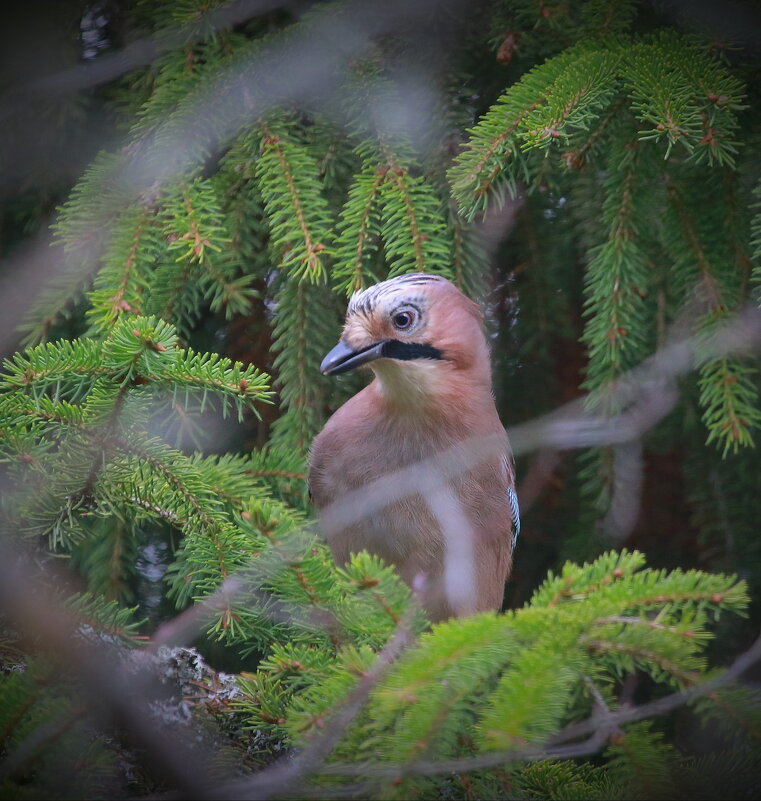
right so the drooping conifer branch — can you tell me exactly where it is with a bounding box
[86,205,153,330]
[332,166,385,295]
[665,184,761,454]
[257,123,333,283]
[582,136,653,397]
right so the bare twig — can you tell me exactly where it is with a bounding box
[583,674,623,739]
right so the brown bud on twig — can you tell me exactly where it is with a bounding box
[496,31,518,65]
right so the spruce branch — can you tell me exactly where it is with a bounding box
[448,58,563,219]
[216,551,753,798]
[445,199,491,301]
[4,5,761,797]
[379,155,452,280]
[332,166,385,295]
[751,176,761,292]
[215,136,272,277]
[624,31,745,166]
[18,153,137,344]
[665,183,760,454]
[562,95,628,170]
[270,278,337,454]
[219,599,420,801]
[85,204,156,333]
[333,138,453,293]
[144,178,255,328]
[307,626,761,787]
[3,316,271,420]
[604,721,678,800]
[519,46,622,150]
[1,338,108,403]
[114,438,229,538]
[0,541,212,798]
[257,123,333,282]
[579,131,658,527]
[581,135,655,398]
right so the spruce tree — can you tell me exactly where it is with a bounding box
[2,1,761,798]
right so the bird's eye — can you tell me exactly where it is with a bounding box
[392,310,416,330]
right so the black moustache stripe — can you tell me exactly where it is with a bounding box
[381,340,443,361]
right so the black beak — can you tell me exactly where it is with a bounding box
[320,340,388,376]
[320,339,444,375]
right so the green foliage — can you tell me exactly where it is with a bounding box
[605,722,677,800]
[3,0,761,798]
[332,163,386,294]
[0,316,271,555]
[752,177,761,288]
[268,277,339,454]
[230,550,748,798]
[451,24,757,477]
[150,178,257,326]
[85,204,158,332]
[580,130,656,396]
[255,123,333,283]
[507,759,624,800]
[0,663,120,800]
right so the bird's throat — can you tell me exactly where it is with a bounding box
[371,359,452,414]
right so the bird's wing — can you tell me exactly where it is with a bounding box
[502,455,520,550]
[507,486,520,549]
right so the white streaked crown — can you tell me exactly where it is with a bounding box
[347,274,447,317]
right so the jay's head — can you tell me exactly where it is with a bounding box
[321,275,490,394]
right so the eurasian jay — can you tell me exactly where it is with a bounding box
[308,274,519,621]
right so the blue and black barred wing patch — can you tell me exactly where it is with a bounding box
[507,486,520,550]
[501,455,520,550]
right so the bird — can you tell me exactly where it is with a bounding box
[308,273,519,621]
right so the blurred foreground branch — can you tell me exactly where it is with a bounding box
[0,0,286,116]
